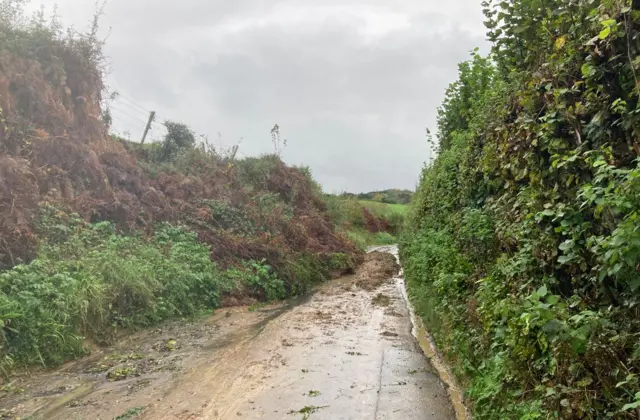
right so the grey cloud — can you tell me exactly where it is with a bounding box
[32,0,488,192]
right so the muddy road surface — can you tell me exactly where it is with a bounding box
[1,248,455,420]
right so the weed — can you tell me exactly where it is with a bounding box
[113,407,144,420]
[288,405,328,420]
[0,383,24,394]
[164,340,178,352]
[306,390,321,397]
[247,302,268,312]
[107,367,138,382]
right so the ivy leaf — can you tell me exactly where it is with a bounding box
[576,377,593,387]
[598,26,611,40]
[558,255,572,264]
[555,36,567,50]
[621,392,640,411]
[559,239,574,251]
[537,285,548,297]
[581,63,596,78]
[598,269,607,281]
[591,110,605,125]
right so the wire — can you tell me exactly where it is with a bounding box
[115,93,153,114]
[112,98,150,117]
[108,93,208,145]
[109,106,149,125]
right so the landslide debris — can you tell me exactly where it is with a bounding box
[354,252,400,291]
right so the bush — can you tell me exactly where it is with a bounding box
[240,260,286,302]
[159,121,196,162]
[0,210,226,369]
[402,2,640,417]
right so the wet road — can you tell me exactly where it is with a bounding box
[0,248,456,420]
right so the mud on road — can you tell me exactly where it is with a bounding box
[0,248,455,420]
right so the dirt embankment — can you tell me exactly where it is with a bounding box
[353,251,400,290]
[0,26,358,271]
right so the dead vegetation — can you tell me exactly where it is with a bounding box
[0,4,360,273]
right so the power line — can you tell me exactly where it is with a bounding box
[111,98,149,117]
[108,93,213,147]
[115,93,153,114]
[109,106,149,125]
[112,108,146,125]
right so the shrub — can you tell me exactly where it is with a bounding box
[159,121,196,162]
[402,2,640,417]
[241,260,286,302]
[0,211,226,369]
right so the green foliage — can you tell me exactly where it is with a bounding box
[280,254,328,295]
[296,165,324,198]
[158,121,196,162]
[324,195,404,245]
[324,196,366,230]
[235,155,282,191]
[342,189,413,205]
[113,407,144,420]
[0,207,227,370]
[359,201,408,216]
[203,200,260,236]
[436,51,494,151]
[345,229,396,249]
[358,200,407,234]
[403,1,640,417]
[226,260,286,302]
[324,253,355,272]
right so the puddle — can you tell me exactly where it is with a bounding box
[371,245,470,420]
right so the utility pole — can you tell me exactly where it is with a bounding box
[140,111,156,145]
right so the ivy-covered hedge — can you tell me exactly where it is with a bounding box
[401,0,640,418]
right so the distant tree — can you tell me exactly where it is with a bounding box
[160,121,196,161]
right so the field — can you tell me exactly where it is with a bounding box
[358,200,409,216]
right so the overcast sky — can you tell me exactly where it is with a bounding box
[29,0,488,193]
